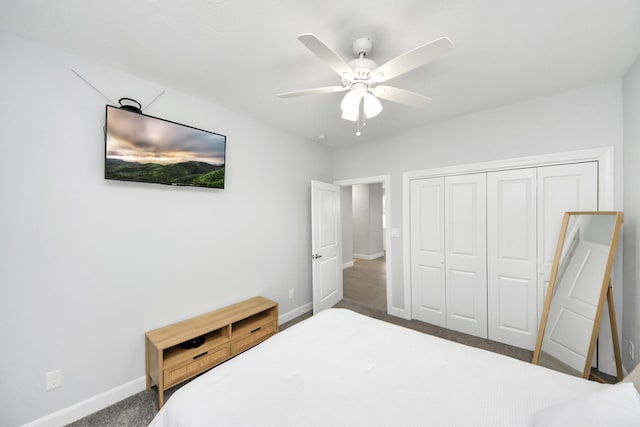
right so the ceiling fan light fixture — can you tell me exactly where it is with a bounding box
[363,92,382,118]
[340,89,364,122]
[341,107,359,122]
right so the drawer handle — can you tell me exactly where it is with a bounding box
[251,327,262,334]
[193,351,208,360]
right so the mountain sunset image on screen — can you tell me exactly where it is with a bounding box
[105,106,226,189]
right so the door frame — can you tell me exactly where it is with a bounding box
[402,147,618,372]
[334,175,396,317]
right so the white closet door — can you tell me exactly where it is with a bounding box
[537,163,598,322]
[410,177,446,326]
[445,173,487,338]
[487,169,537,349]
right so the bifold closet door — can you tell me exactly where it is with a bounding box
[487,169,537,350]
[536,162,598,323]
[444,173,487,338]
[409,161,599,349]
[410,177,446,326]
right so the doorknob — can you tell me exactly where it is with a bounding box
[313,254,323,259]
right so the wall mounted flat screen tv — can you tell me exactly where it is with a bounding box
[105,106,226,189]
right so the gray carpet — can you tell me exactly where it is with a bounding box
[67,299,533,426]
[67,390,157,427]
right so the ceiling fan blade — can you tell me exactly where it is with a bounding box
[372,37,453,83]
[277,86,348,98]
[297,33,353,77]
[369,85,432,108]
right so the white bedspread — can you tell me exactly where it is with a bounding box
[149,308,606,427]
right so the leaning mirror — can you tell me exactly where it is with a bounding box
[532,211,623,380]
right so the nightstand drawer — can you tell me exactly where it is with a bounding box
[231,322,276,355]
[164,343,230,387]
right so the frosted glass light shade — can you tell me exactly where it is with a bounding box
[340,88,383,122]
[340,89,363,122]
[363,92,383,118]
[341,108,359,122]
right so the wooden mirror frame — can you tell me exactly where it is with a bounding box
[532,211,624,381]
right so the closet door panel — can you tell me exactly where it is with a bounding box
[447,270,477,322]
[487,169,537,349]
[495,276,531,331]
[445,174,487,338]
[537,163,598,322]
[410,178,446,326]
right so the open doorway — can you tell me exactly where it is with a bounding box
[338,181,388,312]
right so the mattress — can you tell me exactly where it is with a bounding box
[148,308,606,427]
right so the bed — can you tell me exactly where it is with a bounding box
[148,308,640,427]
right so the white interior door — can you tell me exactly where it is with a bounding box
[410,177,446,326]
[537,162,598,322]
[487,169,537,349]
[311,180,342,313]
[444,174,487,338]
[542,239,610,372]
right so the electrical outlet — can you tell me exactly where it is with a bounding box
[630,341,635,361]
[288,289,294,299]
[46,369,62,391]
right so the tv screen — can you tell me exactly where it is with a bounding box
[104,106,226,189]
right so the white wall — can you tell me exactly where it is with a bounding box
[368,183,384,256]
[0,33,332,427]
[334,82,624,319]
[623,55,640,372]
[351,184,384,258]
[351,184,370,256]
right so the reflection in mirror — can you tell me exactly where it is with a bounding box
[533,212,623,379]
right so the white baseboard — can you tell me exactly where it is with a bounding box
[342,261,354,269]
[23,376,146,427]
[279,302,312,324]
[352,252,385,261]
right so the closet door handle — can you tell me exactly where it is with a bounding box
[313,254,323,259]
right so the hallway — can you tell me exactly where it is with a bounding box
[343,256,386,311]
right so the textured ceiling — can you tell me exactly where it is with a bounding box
[2,0,640,146]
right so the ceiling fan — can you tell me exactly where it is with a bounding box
[278,33,454,128]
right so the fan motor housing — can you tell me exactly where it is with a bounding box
[347,57,378,82]
[352,37,373,57]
